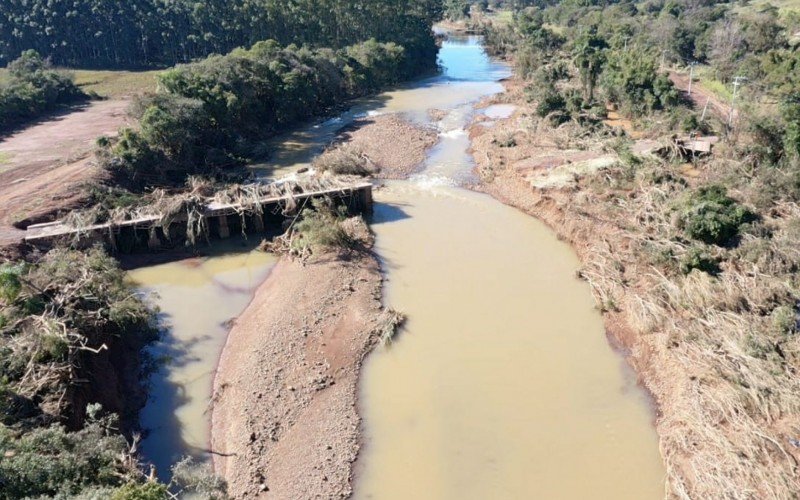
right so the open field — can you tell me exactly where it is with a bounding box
[0,68,161,99]
[71,69,161,98]
[0,67,160,99]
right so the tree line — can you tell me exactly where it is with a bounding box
[0,0,441,68]
[103,38,432,189]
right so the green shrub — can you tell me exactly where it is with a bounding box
[771,305,798,335]
[601,49,680,115]
[676,186,756,246]
[680,246,721,275]
[0,50,86,131]
[110,482,169,500]
[0,417,136,498]
[536,88,567,118]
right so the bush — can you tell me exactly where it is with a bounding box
[676,185,756,246]
[289,198,353,254]
[0,416,137,498]
[680,246,721,275]
[0,50,86,132]
[536,88,567,117]
[601,49,680,115]
[313,147,374,176]
[771,305,798,335]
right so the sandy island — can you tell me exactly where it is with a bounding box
[211,115,437,498]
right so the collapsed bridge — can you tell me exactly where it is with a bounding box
[24,179,373,253]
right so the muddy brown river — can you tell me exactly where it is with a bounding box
[130,34,665,497]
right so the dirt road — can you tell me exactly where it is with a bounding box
[669,71,733,122]
[0,100,130,246]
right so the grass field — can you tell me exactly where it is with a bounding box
[70,69,161,98]
[1,67,160,98]
[694,65,734,100]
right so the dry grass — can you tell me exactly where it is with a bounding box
[563,164,800,498]
[313,145,375,176]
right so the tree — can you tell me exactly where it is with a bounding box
[601,49,680,114]
[572,28,607,102]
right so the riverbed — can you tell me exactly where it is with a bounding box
[130,34,665,497]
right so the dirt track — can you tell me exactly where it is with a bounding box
[669,71,733,122]
[0,100,130,246]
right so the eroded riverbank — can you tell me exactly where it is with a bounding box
[469,74,800,496]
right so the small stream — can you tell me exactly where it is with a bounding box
[129,34,665,496]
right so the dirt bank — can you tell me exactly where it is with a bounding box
[470,79,800,498]
[211,228,387,498]
[0,99,130,246]
[315,113,438,179]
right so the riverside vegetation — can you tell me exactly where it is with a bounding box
[462,0,800,497]
[0,2,441,498]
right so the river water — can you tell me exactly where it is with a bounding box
[130,34,664,496]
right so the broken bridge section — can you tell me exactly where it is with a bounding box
[25,181,373,253]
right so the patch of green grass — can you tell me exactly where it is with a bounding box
[694,66,734,100]
[68,69,161,99]
[1,66,159,98]
[0,152,12,166]
[701,79,734,101]
[489,10,514,26]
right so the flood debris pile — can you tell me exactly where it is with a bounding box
[265,197,361,260]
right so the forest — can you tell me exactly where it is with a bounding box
[0,0,441,68]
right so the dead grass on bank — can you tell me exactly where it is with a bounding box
[474,91,800,498]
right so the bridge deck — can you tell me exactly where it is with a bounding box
[25,182,373,244]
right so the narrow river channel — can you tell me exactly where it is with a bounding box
[129,33,665,497]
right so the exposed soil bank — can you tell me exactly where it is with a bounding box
[0,99,130,247]
[211,229,385,498]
